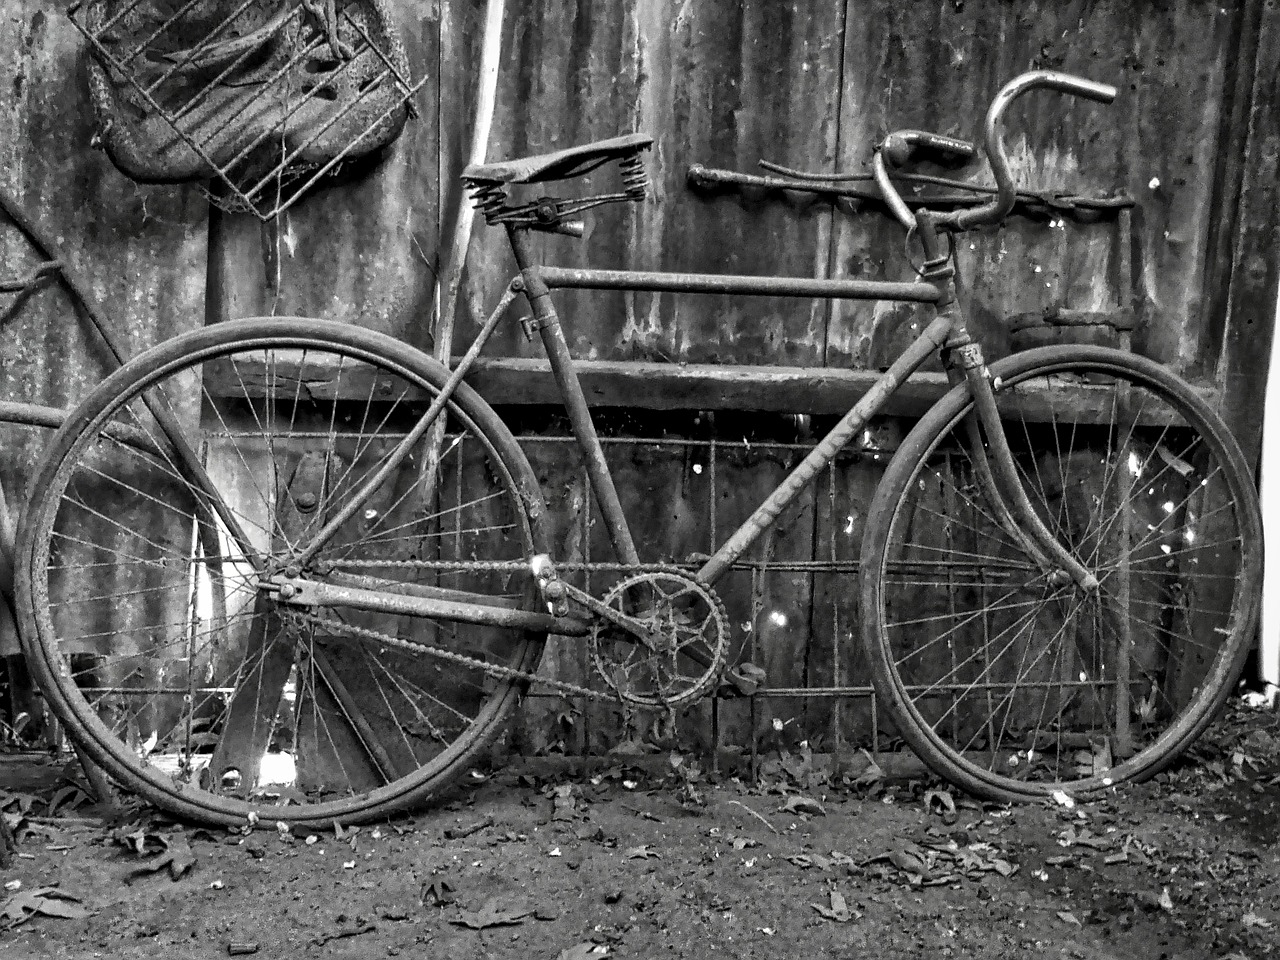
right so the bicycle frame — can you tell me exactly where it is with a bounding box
[275,69,1121,630]
[275,210,1093,634]
[505,225,954,586]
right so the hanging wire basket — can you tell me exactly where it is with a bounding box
[69,0,425,220]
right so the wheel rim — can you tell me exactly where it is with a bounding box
[24,327,542,823]
[872,354,1260,797]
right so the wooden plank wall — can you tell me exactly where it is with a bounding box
[3,0,1278,756]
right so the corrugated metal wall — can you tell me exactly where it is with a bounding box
[0,0,208,670]
[3,0,1278,755]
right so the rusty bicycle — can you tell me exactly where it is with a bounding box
[11,70,1263,826]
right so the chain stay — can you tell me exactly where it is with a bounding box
[297,612,614,702]
[296,562,727,708]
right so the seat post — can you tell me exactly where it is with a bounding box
[506,226,642,568]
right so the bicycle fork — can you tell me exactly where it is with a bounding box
[945,335,1099,593]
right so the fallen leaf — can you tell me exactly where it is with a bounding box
[26,898,91,920]
[124,834,196,883]
[45,785,90,818]
[1133,889,1171,912]
[1057,910,1083,927]
[1,887,92,928]
[0,792,40,816]
[924,789,958,824]
[811,890,857,922]
[777,796,825,817]
[112,827,168,859]
[451,899,531,930]
[558,944,609,960]
[422,879,455,906]
[887,844,929,877]
[444,816,494,840]
[787,854,832,871]
[1057,826,1113,851]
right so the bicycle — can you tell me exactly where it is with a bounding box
[12,70,1263,827]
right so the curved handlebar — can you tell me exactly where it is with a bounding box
[872,70,1116,233]
[874,130,977,230]
[950,70,1116,229]
[882,130,977,169]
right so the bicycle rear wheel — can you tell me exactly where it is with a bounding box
[861,345,1262,801]
[17,317,549,826]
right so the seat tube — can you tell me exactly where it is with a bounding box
[507,226,641,567]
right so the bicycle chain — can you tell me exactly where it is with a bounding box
[296,563,729,707]
[297,611,615,702]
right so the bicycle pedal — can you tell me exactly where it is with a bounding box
[719,661,767,697]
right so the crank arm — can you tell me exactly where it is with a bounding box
[557,580,660,652]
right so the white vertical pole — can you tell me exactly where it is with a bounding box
[417,0,506,511]
[1258,287,1280,690]
[435,0,506,361]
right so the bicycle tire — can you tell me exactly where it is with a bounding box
[17,317,551,827]
[860,344,1262,802]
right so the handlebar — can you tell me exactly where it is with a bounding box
[874,131,977,230]
[875,70,1117,232]
[881,130,977,169]
[951,70,1116,229]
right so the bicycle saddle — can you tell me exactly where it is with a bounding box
[463,133,652,184]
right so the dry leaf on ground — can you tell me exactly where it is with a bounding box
[124,833,196,883]
[558,944,609,960]
[450,899,531,930]
[811,890,858,922]
[777,796,825,817]
[1,888,92,928]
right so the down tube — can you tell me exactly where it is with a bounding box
[695,310,954,586]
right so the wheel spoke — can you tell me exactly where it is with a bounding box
[868,352,1258,800]
[26,321,543,825]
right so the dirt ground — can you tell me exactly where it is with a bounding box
[2,699,1278,960]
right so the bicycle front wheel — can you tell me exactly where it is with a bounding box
[861,345,1262,802]
[17,317,549,826]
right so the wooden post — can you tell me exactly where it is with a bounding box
[419,0,506,514]
[209,452,329,793]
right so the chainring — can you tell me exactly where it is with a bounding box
[589,570,728,709]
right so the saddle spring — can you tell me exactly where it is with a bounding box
[620,154,650,201]
[468,180,510,224]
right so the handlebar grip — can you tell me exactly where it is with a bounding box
[1037,72,1117,104]
[882,130,977,169]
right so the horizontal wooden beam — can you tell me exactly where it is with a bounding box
[196,356,1213,424]
[461,357,1211,424]
[463,357,946,416]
